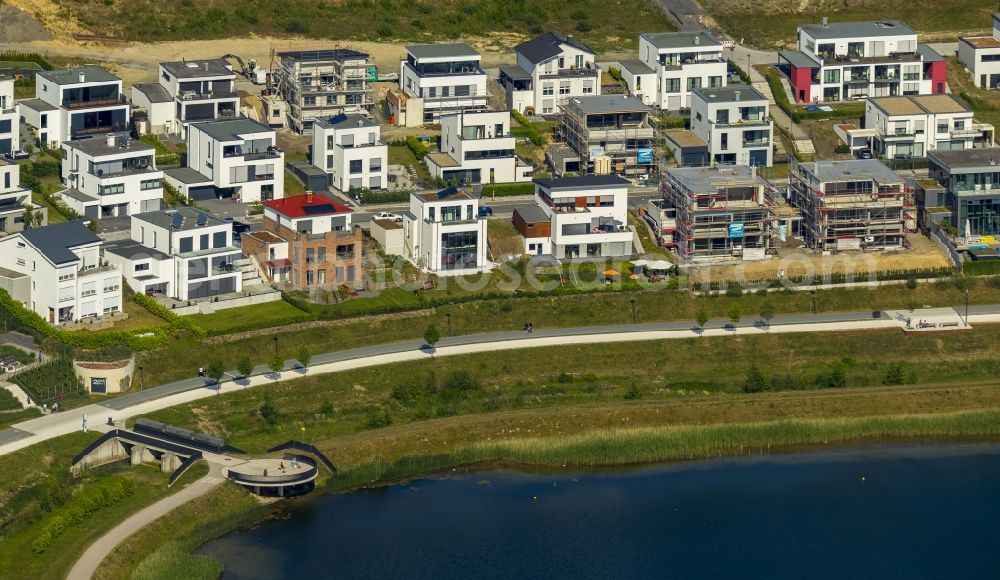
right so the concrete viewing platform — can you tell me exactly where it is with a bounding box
[224,455,319,497]
[885,307,972,333]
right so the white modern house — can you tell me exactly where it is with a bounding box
[958,13,1000,89]
[630,31,727,111]
[836,94,994,158]
[425,111,533,185]
[175,117,284,203]
[532,175,633,259]
[19,66,129,147]
[311,113,387,191]
[0,159,46,234]
[59,135,164,219]
[104,207,241,300]
[401,187,488,274]
[399,43,488,124]
[132,59,239,137]
[690,86,773,167]
[779,19,948,103]
[499,32,600,115]
[0,221,122,325]
[0,77,18,155]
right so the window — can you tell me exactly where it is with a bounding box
[665,78,681,93]
[134,263,150,272]
[583,82,594,94]
[327,136,334,149]
[99,183,125,196]
[575,54,584,68]
[442,86,450,97]
[427,87,437,98]
[349,159,363,173]
[937,122,949,133]
[213,231,226,248]
[558,57,565,69]
[559,82,570,95]
[708,76,723,88]
[199,234,209,249]
[454,85,469,96]
[983,54,1000,62]
[687,77,702,91]
[304,95,316,106]
[327,154,333,169]
[720,133,728,150]
[178,237,193,253]
[823,69,840,84]
[542,83,554,96]
[140,178,162,190]
[326,95,336,105]
[369,158,382,171]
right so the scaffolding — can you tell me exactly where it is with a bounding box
[271,44,376,134]
[558,96,656,176]
[788,159,912,251]
[661,165,779,262]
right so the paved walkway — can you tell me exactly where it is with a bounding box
[66,466,226,580]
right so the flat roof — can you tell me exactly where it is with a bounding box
[0,266,27,279]
[799,20,916,40]
[60,188,97,203]
[513,205,549,223]
[37,65,119,85]
[567,95,652,115]
[133,83,172,104]
[618,59,656,76]
[664,129,707,149]
[315,113,378,130]
[164,167,212,185]
[372,219,402,230]
[17,98,58,112]
[264,192,351,218]
[928,148,1000,170]
[499,65,531,81]
[287,161,328,177]
[103,240,169,261]
[405,42,479,61]
[535,175,630,189]
[242,230,287,244]
[415,187,475,202]
[160,59,233,79]
[779,50,819,70]
[65,135,154,157]
[871,96,925,116]
[425,152,460,168]
[278,48,368,61]
[911,94,968,114]
[192,117,273,141]
[668,165,762,194]
[640,31,721,50]
[133,207,227,231]
[961,35,1000,49]
[802,159,903,183]
[693,85,766,104]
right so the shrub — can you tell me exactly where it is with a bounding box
[364,404,392,428]
[405,135,426,161]
[834,144,851,154]
[814,365,847,388]
[442,370,480,393]
[259,394,279,425]
[511,110,546,146]
[359,189,410,204]
[742,364,768,393]
[725,283,743,297]
[905,276,918,290]
[481,182,534,197]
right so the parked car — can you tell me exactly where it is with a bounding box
[850,94,869,101]
[3,150,29,161]
[855,148,873,160]
[478,206,493,218]
[373,211,403,222]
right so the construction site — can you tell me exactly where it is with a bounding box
[788,159,914,253]
[660,164,779,263]
[557,94,656,177]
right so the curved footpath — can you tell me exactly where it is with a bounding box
[3,304,1000,459]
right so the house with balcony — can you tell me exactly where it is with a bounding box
[836,94,994,159]
[311,113,387,191]
[0,77,18,155]
[690,86,773,167]
[958,14,1000,89]
[59,134,164,219]
[399,43,488,124]
[132,59,239,137]
[276,49,375,134]
[531,175,633,259]
[401,187,488,273]
[425,111,533,185]
[662,165,777,262]
[499,32,600,115]
[172,117,284,203]
[19,66,129,147]
[779,19,947,103]
[789,159,911,251]
[240,192,364,289]
[103,207,242,300]
[927,148,1000,238]
[0,159,46,233]
[559,95,656,176]
[631,32,727,111]
[0,220,122,325]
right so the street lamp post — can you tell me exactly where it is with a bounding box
[446,312,452,336]
[965,288,970,326]
[630,298,637,324]
[138,365,144,390]
[272,336,279,356]
[811,290,817,314]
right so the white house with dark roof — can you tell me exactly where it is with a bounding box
[180,117,284,203]
[0,221,122,324]
[59,134,164,219]
[154,59,239,137]
[19,66,129,147]
[0,77,18,155]
[399,43,488,123]
[958,13,1000,89]
[637,31,728,111]
[531,175,633,259]
[401,187,489,273]
[130,83,173,136]
[499,32,600,115]
[690,85,773,167]
[311,113,387,191]
[425,110,533,185]
[0,159,46,234]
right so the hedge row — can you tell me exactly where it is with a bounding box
[32,478,136,554]
[963,259,1000,276]
[360,189,410,204]
[0,51,53,70]
[512,110,545,146]
[481,182,535,197]
[691,266,958,291]
[132,293,207,340]
[405,135,426,161]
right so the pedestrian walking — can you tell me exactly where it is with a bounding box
[198,366,205,377]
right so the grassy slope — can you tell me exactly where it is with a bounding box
[704,0,996,48]
[55,0,671,50]
[183,300,311,334]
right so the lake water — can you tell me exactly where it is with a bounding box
[201,443,1000,579]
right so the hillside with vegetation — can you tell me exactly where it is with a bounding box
[49,0,671,49]
[703,0,997,48]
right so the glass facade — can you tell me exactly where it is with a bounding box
[440,231,478,270]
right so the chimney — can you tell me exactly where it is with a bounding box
[78,72,86,83]
[694,35,700,46]
[107,135,115,147]
[822,16,828,27]
[734,90,741,102]
[305,191,313,203]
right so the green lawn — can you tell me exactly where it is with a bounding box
[284,170,306,197]
[183,300,312,334]
[387,144,431,183]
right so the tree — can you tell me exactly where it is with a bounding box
[205,358,225,384]
[760,300,776,330]
[423,323,440,348]
[259,394,279,426]
[236,356,254,383]
[727,302,742,327]
[21,204,43,229]
[297,346,312,370]
[268,353,284,376]
[695,308,708,331]
[743,364,768,393]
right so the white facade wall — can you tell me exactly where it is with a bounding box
[690,93,773,167]
[958,39,1000,89]
[129,87,173,135]
[61,140,164,216]
[638,36,727,111]
[518,44,600,115]
[311,122,387,191]
[404,193,488,273]
[535,180,632,259]
[0,79,18,154]
[866,103,981,158]
[187,123,284,203]
[34,74,129,146]
[430,111,532,184]
[400,49,488,122]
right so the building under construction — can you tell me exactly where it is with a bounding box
[789,159,911,252]
[662,165,779,262]
[273,48,376,134]
[558,94,656,177]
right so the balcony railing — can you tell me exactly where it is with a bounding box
[743,138,770,147]
[539,67,599,79]
[661,58,725,71]
[179,90,238,101]
[244,149,282,161]
[79,263,118,276]
[71,123,130,138]
[62,95,127,110]
[714,118,771,128]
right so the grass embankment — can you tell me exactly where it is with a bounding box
[184,300,312,334]
[703,0,995,49]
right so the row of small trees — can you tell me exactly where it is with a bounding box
[694,300,777,331]
[201,346,314,384]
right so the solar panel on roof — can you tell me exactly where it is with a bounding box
[170,213,183,229]
[303,203,336,215]
[196,212,208,226]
